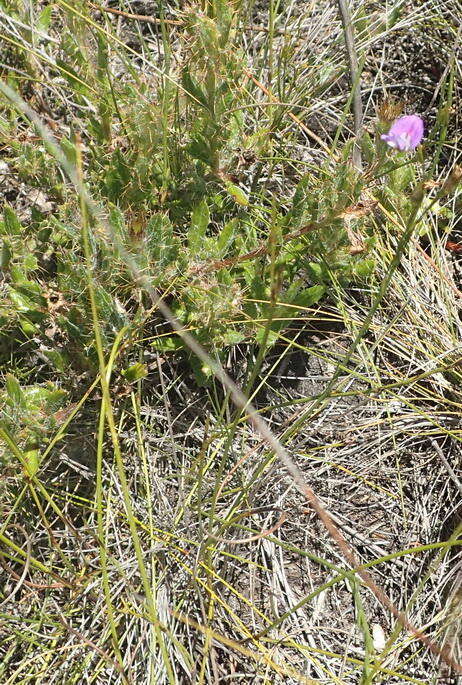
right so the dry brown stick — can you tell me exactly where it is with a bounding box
[0,523,74,590]
[414,240,462,298]
[89,2,182,26]
[90,3,288,35]
[189,219,320,276]
[189,198,377,277]
[0,555,68,590]
[431,439,462,497]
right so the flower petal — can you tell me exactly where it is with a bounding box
[381,115,424,151]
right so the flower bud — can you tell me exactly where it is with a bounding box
[377,98,404,125]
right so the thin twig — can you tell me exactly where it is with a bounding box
[189,219,320,276]
[90,2,288,35]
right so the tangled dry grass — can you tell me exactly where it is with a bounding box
[0,0,461,683]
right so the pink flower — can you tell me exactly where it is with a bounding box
[381,115,424,151]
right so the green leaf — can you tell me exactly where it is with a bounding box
[146,213,179,266]
[189,354,214,387]
[19,318,38,336]
[23,448,40,477]
[217,218,237,255]
[108,204,126,240]
[61,138,78,167]
[24,254,39,272]
[55,59,89,95]
[289,174,312,226]
[10,266,28,284]
[187,137,213,166]
[225,182,249,206]
[221,329,245,345]
[249,274,267,300]
[188,199,210,251]
[291,284,325,308]
[3,206,23,235]
[195,16,220,60]
[104,149,132,202]
[21,385,67,413]
[40,348,67,372]
[9,287,40,313]
[255,285,325,346]
[181,68,210,110]
[122,363,148,383]
[36,4,53,32]
[214,0,233,45]
[1,240,12,268]
[10,281,45,304]
[353,258,375,279]
[306,262,329,283]
[152,336,185,353]
[5,375,24,407]
[97,33,109,73]
[255,327,279,346]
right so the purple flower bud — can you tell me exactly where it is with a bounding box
[381,115,424,151]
